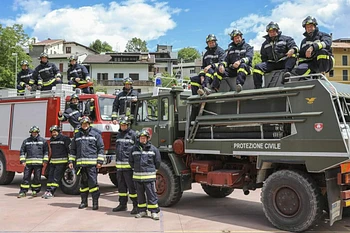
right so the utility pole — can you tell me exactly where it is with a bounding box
[12,53,18,89]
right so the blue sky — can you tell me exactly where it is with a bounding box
[1,0,350,53]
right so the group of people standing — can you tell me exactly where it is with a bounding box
[16,53,92,95]
[190,16,333,95]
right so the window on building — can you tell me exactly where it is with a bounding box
[343,70,348,81]
[59,63,63,72]
[129,73,139,80]
[329,70,334,77]
[114,73,124,80]
[343,55,348,66]
[97,73,101,81]
[190,69,196,74]
[165,67,168,72]
[102,73,108,80]
[66,47,71,53]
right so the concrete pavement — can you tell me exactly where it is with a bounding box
[1,174,350,233]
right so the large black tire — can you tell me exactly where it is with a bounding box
[0,153,15,185]
[60,167,81,195]
[261,170,323,232]
[109,172,118,187]
[156,161,183,207]
[201,184,234,198]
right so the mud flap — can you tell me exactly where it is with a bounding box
[325,167,343,226]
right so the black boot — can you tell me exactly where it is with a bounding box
[79,193,88,209]
[112,204,127,212]
[281,72,291,84]
[92,198,99,210]
[130,203,138,215]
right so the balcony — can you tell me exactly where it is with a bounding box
[96,80,154,86]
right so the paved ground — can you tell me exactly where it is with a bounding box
[1,174,350,233]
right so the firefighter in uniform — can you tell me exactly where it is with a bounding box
[190,34,226,95]
[253,22,298,88]
[219,29,253,93]
[42,125,71,199]
[111,77,139,124]
[33,52,62,91]
[129,129,161,220]
[295,16,334,76]
[58,94,85,132]
[112,117,138,214]
[67,55,92,94]
[17,60,34,95]
[18,126,49,198]
[69,116,105,210]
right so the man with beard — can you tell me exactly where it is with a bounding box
[295,16,333,76]
[111,77,139,124]
[67,55,92,94]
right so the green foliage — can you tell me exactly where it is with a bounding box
[252,51,262,68]
[0,24,32,88]
[89,39,114,53]
[178,47,200,62]
[94,84,107,93]
[125,37,148,52]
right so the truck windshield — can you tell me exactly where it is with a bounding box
[99,97,114,121]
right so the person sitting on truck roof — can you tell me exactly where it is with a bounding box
[112,116,138,214]
[111,77,139,124]
[42,125,71,199]
[294,16,333,77]
[129,129,161,220]
[190,34,226,96]
[17,126,49,198]
[67,55,92,94]
[219,29,254,93]
[32,52,62,91]
[58,94,84,132]
[17,60,35,95]
[253,22,298,88]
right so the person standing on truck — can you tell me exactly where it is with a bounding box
[17,60,35,95]
[112,116,138,214]
[32,52,62,91]
[219,29,254,93]
[18,126,49,198]
[111,77,139,124]
[253,22,298,88]
[67,55,92,94]
[129,129,161,220]
[42,125,71,199]
[294,16,334,76]
[190,34,226,95]
[68,116,104,210]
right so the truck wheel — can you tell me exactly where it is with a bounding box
[60,167,81,195]
[261,170,323,232]
[109,172,118,187]
[0,153,15,185]
[156,161,183,207]
[201,184,234,198]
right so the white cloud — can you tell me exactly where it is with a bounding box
[225,0,350,51]
[1,0,180,51]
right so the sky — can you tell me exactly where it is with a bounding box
[1,0,350,54]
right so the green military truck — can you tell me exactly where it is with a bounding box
[130,73,350,232]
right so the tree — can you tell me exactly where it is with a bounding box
[0,24,32,88]
[252,51,262,68]
[178,47,200,62]
[89,39,113,53]
[125,37,148,52]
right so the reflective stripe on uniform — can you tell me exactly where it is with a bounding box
[21,184,30,188]
[116,161,131,169]
[47,183,59,187]
[148,204,159,209]
[133,171,156,180]
[80,187,89,192]
[43,78,56,86]
[190,82,201,87]
[302,69,312,75]
[253,69,264,76]
[89,187,99,193]
[317,54,329,60]
[119,193,128,197]
[129,193,137,198]
[238,68,248,75]
[138,203,147,208]
[31,184,41,188]
[214,72,222,80]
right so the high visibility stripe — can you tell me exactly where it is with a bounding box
[317,55,329,60]
[50,160,68,164]
[302,69,311,75]
[31,184,41,188]
[317,42,323,49]
[129,194,137,198]
[47,183,59,187]
[253,69,264,76]
[214,72,222,80]
[43,78,56,86]
[116,164,131,169]
[58,115,65,121]
[238,68,248,75]
[89,187,99,193]
[19,82,25,86]
[221,62,227,67]
[26,160,44,164]
[29,80,35,84]
[76,161,97,165]
[138,203,147,208]
[21,184,30,188]
[18,90,25,93]
[119,193,128,197]
[133,175,157,180]
[69,155,76,161]
[80,187,89,192]
[206,73,213,79]
[190,82,200,87]
[148,204,159,209]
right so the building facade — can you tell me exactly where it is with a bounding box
[327,38,350,84]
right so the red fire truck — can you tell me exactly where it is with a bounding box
[0,85,119,194]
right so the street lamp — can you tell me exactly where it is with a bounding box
[12,53,18,89]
